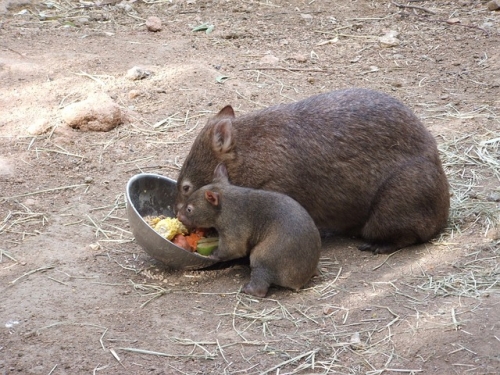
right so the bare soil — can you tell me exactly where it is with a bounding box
[1,1,499,374]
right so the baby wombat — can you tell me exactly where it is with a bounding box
[176,164,321,298]
[176,88,450,254]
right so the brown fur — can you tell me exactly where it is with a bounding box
[177,164,321,298]
[176,88,450,254]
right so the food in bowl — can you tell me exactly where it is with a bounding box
[145,216,218,256]
[146,216,188,240]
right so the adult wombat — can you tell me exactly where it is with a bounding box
[176,164,321,298]
[176,88,450,254]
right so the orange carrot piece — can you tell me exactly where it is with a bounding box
[185,232,203,250]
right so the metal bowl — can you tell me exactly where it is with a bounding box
[125,173,218,270]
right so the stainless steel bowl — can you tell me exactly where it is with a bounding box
[125,173,218,270]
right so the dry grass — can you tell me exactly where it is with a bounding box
[434,105,500,237]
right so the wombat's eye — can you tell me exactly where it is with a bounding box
[182,184,191,194]
[186,205,193,213]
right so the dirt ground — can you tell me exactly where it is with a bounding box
[1,0,499,374]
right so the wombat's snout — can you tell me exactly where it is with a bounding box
[176,210,191,229]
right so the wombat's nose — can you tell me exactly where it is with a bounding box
[176,213,189,228]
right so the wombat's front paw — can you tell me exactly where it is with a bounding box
[242,282,269,298]
[208,253,221,261]
[358,242,398,254]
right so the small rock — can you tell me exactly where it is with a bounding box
[115,1,133,12]
[146,16,162,32]
[481,21,494,30]
[128,89,142,99]
[27,118,50,135]
[289,53,308,63]
[75,17,89,26]
[486,227,500,240]
[89,243,101,251]
[84,176,94,183]
[98,0,121,5]
[350,55,362,63]
[487,0,500,11]
[23,198,37,206]
[307,76,315,84]
[487,192,500,202]
[379,30,400,48]
[491,79,500,88]
[125,66,151,81]
[350,332,366,350]
[446,18,461,24]
[260,54,279,65]
[300,13,313,20]
[89,242,101,251]
[61,93,123,132]
[323,306,335,315]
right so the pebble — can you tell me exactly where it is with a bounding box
[23,198,37,206]
[487,192,500,202]
[128,89,142,99]
[289,53,307,63]
[487,0,500,11]
[125,66,151,81]
[75,17,89,26]
[486,227,500,240]
[146,16,162,32]
[323,306,335,315]
[379,30,400,48]
[27,118,50,136]
[61,92,123,132]
[89,243,101,251]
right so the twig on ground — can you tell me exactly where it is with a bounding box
[1,184,89,201]
[11,265,54,284]
[118,347,216,359]
[391,1,436,14]
[240,67,329,73]
[260,349,320,375]
[372,250,402,271]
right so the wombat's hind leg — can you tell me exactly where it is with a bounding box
[360,157,448,255]
[242,266,273,298]
[242,281,269,298]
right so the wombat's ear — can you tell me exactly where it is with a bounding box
[217,105,235,119]
[213,163,229,183]
[204,191,220,206]
[212,119,234,156]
